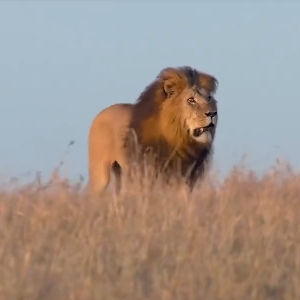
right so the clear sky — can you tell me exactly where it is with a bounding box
[0,1,299,184]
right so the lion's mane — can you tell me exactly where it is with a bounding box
[125,66,218,185]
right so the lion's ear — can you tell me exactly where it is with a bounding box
[163,79,177,97]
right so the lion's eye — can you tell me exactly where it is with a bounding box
[187,97,196,104]
[207,95,213,102]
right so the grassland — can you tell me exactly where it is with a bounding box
[0,160,299,300]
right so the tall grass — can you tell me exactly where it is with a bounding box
[0,160,299,300]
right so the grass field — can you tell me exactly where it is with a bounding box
[0,160,299,300]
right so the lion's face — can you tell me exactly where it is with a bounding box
[157,67,218,149]
[177,86,218,146]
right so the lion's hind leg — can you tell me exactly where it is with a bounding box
[112,161,122,195]
[88,160,112,197]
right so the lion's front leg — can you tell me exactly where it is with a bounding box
[186,161,206,194]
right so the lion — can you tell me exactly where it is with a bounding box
[88,66,219,196]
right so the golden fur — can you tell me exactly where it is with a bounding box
[88,66,219,196]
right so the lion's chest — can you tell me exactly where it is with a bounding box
[125,129,209,179]
[143,141,208,177]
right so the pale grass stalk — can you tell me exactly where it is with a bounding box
[0,160,299,299]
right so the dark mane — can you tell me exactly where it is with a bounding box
[130,80,162,126]
[125,66,218,186]
[180,66,218,93]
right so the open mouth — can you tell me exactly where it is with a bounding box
[193,123,215,137]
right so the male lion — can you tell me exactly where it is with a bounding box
[88,66,219,196]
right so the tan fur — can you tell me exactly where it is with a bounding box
[88,66,219,196]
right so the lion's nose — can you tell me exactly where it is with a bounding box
[205,111,217,118]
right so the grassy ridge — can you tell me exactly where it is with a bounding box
[0,161,299,300]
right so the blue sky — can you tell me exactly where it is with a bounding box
[0,1,299,184]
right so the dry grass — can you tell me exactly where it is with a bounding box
[0,160,300,300]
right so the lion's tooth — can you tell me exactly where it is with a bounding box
[200,128,204,133]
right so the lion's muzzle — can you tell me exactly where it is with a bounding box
[192,123,215,137]
[205,111,217,118]
[193,110,218,138]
